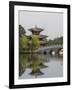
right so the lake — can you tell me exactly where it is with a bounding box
[19,54,63,79]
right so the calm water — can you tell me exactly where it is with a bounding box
[19,54,63,79]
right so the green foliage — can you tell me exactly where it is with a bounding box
[47,37,63,46]
[19,25,41,52]
[31,35,40,50]
[19,35,40,53]
[19,25,26,37]
[19,36,29,49]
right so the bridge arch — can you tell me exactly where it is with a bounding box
[57,48,63,55]
[43,50,47,54]
[49,49,56,55]
[35,45,63,55]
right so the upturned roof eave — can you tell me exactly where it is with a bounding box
[28,26,44,31]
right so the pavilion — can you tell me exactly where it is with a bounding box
[28,26,48,47]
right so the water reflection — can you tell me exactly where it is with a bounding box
[19,54,63,79]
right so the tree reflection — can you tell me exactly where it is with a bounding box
[29,54,48,78]
[19,54,31,76]
[19,54,48,77]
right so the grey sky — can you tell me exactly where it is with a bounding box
[19,10,63,40]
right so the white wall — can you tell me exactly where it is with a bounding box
[0,0,71,90]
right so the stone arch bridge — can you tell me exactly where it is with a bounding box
[35,45,63,55]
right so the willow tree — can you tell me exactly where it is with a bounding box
[19,36,29,49]
[31,35,40,52]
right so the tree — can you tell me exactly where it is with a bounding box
[19,25,26,37]
[19,36,29,49]
[47,36,63,46]
[31,35,40,50]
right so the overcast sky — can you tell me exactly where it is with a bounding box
[19,10,63,40]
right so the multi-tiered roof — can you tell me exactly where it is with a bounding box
[28,26,48,46]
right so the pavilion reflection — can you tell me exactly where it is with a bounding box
[19,54,49,77]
